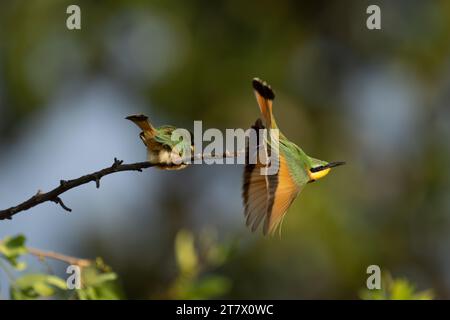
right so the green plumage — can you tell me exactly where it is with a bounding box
[153,125,192,152]
[279,140,310,187]
[243,78,344,235]
[126,115,193,170]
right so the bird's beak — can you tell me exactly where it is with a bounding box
[308,161,345,182]
[310,161,345,173]
[326,161,346,169]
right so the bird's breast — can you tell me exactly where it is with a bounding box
[147,148,188,170]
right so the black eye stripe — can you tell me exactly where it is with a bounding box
[310,166,326,173]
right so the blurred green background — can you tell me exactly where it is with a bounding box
[1,0,450,299]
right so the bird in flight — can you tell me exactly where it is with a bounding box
[126,114,193,170]
[243,78,345,236]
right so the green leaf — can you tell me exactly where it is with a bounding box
[0,234,28,270]
[360,276,433,300]
[76,266,123,300]
[82,266,117,286]
[390,279,414,300]
[11,274,67,300]
[77,281,122,300]
[175,230,198,275]
[179,275,231,299]
[390,279,434,300]
[86,272,117,287]
[45,275,68,290]
[77,286,98,300]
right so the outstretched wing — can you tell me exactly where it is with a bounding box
[263,151,301,235]
[243,120,301,235]
[243,119,269,232]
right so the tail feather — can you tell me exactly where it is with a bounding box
[126,114,156,137]
[252,78,275,129]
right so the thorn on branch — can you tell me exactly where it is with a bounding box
[52,197,72,212]
[94,175,101,188]
[112,158,123,169]
[0,157,195,220]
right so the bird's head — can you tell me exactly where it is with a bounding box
[307,158,345,182]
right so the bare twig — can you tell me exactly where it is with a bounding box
[0,158,155,221]
[0,151,243,221]
[28,247,92,268]
[0,238,92,267]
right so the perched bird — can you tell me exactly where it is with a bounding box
[126,114,193,170]
[243,78,345,236]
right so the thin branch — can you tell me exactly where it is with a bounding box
[0,239,92,268]
[0,152,243,221]
[0,158,154,221]
[28,247,92,268]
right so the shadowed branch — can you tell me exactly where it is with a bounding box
[0,158,157,221]
[0,152,243,221]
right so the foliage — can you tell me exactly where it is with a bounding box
[1,231,233,300]
[166,229,232,299]
[360,274,433,300]
[76,262,122,300]
[10,274,67,300]
[0,234,123,300]
[2,233,438,300]
[0,235,28,271]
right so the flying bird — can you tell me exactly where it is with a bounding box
[243,78,345,235]
[126,114,193,170]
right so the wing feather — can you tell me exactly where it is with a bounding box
[263,152,301,235]
[243,119,301,235]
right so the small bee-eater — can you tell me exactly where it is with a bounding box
[126,114,193,170]
[243,78,345,236]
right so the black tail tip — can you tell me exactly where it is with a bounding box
[251,118,265,130]
[252,77,275,100]
[125,114,148,121]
